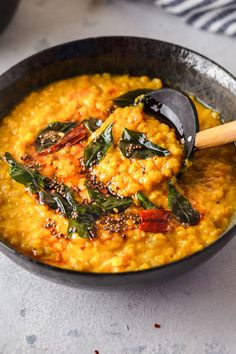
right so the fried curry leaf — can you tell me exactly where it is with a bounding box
[119,128,170,159]
[137,191,159,209]
[83,118,103,132]
[68,218,91,239]
[84,123,113,168]
[113,89,153,108]
[38,190,58,210]
[35,121,78,152]
[4,152,46,193]
[64,189,79,211]
[52,192,71,217]
[168,182,200,226]
[86,183,133,213]
[5,153,72,213]
[68,215,96,239]
[68,204,103,239]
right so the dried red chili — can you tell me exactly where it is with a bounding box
[139,209,170,233]
[39,123,87,155]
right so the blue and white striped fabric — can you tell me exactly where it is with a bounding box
[154,0,236,36]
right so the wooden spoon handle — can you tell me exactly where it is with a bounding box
[195,120,236,149]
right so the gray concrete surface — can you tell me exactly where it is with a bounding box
[0,1,235,353]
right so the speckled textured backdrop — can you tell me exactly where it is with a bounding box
[0,1,236,353]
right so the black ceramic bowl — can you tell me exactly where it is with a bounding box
[0,37,235,289]
[0,0,20,34]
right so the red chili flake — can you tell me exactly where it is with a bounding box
[108,88,116,95]
[200,212,205,221]
[94,351,100,354]
[39,123,87,156]
[154,323,161,329]
[139,209,170,233]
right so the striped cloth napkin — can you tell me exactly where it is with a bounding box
[154,0,236,36]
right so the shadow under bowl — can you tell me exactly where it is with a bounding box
[0,36,235,289]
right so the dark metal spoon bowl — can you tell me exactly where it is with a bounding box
[143,88,199,159]
[143,88,236,157]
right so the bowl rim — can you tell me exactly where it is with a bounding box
[0,35,235,278]
[1,35,236,89]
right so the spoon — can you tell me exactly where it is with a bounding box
[142,88,236,159]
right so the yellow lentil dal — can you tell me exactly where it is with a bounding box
[0,73,235,273]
